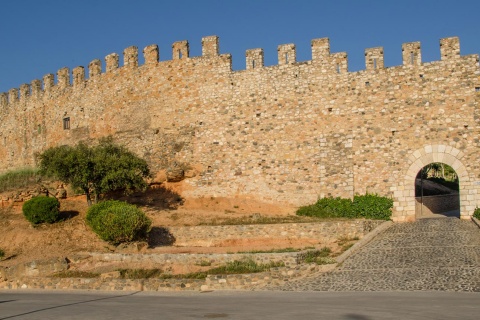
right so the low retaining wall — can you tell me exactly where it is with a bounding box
[168,220,382,247]
[89,252,299,269]
[0,264,331,292]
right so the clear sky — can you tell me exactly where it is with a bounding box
[0,0,479,94]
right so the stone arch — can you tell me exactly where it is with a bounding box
[394,144,475,222]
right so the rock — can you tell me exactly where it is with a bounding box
[184,169,197,178]
[166,167,185,182]
[56,186,67,199]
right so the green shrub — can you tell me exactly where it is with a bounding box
[22,196,60,225]
[86,200,152,245]
[0,248,5,259]
[296,193,392,220]
[296,197,354,218]
[353,194,393,220]
[474,207,480,220]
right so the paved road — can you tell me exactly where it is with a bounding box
[270,217,480,291]
[0,290,479,319]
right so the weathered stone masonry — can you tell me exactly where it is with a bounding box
[1,36,479,221]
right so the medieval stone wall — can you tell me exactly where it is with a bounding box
[1,35,479,221]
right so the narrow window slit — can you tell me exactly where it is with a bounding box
[63,117,70,130]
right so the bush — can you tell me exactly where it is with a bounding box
[474,208,480,220]
[22,196,60,225]
[296,193,392,220]
[0,248,5,259]
[296,197,354,218]
[353,194,393,220]
[86,200,152,245]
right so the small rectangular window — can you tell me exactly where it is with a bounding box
[475,87,480,92]
[63,117,70,130]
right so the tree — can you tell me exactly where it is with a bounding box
[39,138,151,206]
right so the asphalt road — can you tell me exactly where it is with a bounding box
[0,290,479,320]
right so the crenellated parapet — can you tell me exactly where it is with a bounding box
[19,84,29,102]
[0,35,475,109]
[106,53,119,73]
[57,68,70,89]
[123,46,138,68]
[72,67,85,87]
[202,36,219,57]
[172,41,189,60]
[0,92,7,108]
[310,38,347,73]
[246,49,264,70]
[440,37,460,60]
[88,59,102,78]
[277,44,296,65]
[144,45,159,64]
[365,47,384,71]
[31,79,41,98]
[402,42,421,66]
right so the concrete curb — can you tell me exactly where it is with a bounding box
[335,220,393,265]
[471,216,480,229]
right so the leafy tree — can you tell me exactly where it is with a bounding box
[39,138,151,206]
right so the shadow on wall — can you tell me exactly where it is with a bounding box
[103,185,184,211]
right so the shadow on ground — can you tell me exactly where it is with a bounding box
[103,186,184,211]
[58,210,79,221]
[147,226,176,248]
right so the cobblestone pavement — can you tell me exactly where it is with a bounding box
[267,218,480,292]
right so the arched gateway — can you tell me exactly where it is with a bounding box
[393,145,477,222]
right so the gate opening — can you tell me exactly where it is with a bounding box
[415,162,460,218]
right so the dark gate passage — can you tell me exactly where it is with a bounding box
[415,163,460,218]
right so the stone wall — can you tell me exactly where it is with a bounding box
[415,194,460,216]
[1,35,479,221]
[167,220,382,247]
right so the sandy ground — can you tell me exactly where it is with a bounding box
[0,184,322,271]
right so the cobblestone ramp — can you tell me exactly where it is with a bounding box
[270,218,480,292]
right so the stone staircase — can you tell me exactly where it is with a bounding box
[273,218,480,292]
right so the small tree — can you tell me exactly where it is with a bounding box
[39,138,151,206]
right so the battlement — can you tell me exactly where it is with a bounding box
[0,35,475,108]
[0,34,479,222]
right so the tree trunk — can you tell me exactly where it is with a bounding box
[85,189,92,207]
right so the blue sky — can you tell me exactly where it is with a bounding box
[0,0,479,94]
